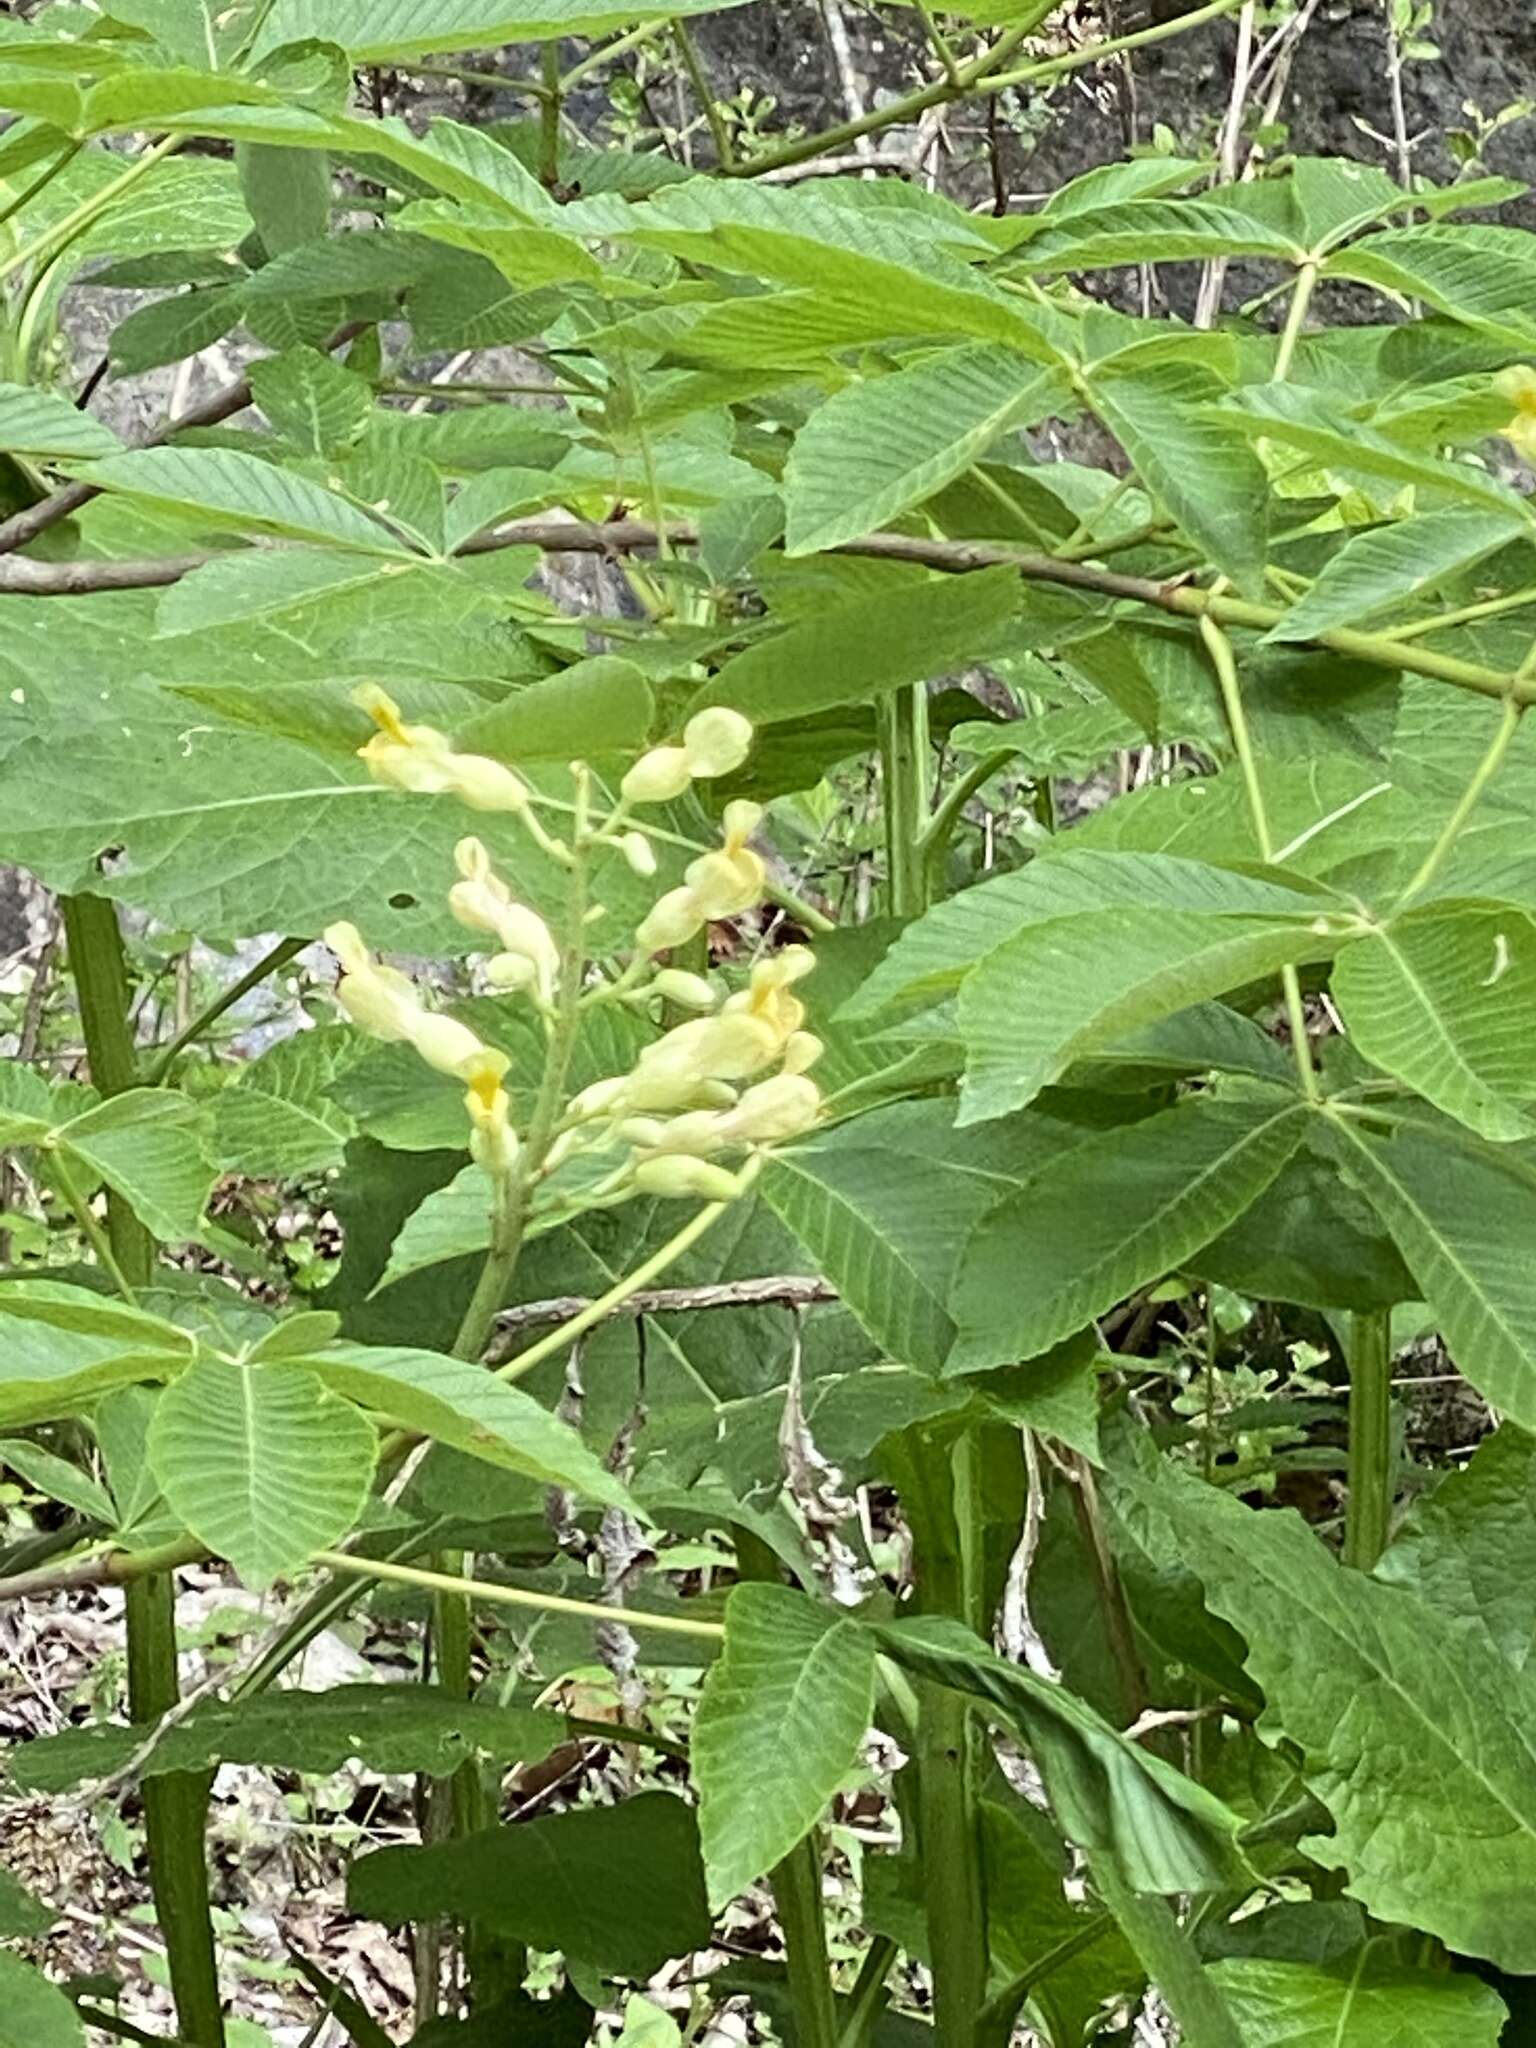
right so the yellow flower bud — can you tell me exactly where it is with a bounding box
[450,838,558,1005]
[487,903,560,1008]
[566,1076,629,1123]
[635,885,706,953]
[651,968,717,1011]
[720,1072,821,1144]
[1497,365,1536,461]
[637,1108,730,1157]
[682,707,753,779]
[782,1030,824,1075]
[448,752,530,813]
[684,800,766,920]
[633,1155,743,1201]
[486,952,537,994]
[622,745,693,805]
[617,830,658,878]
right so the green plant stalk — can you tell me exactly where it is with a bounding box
[1344,1309,1394,1571]
[922,747,1015,886]
[673,21,735,167]
[976,1916,1114,2048]
[63,894,224,2046]
[907,1433,989,2048]
[1272,260,1319,381]
[123,1575,224,2046]
[0,133,182,287]
[148,936,303,1082]
[559,16,670,92]
[494,1154,764,1383]
[48,1147,138,1302]
[538,42,563,188]
[1088,1858,1243,2048]
[878,685,932,919]
[1395,692,1525,906]
[837,1935,898,2048]
[0,140,84,234]
[1198,616,1320,1102]
[314,1549,724,1641]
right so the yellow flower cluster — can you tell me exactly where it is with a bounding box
[323,921,516,1173]
[1496,365,1536,462]
[562,947,823,1198]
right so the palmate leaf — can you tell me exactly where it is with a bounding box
[148,1352,378,1586]
[1112,1455,1536,1970]
[1209,1954,1506,2047]
[251,0,755,60]
[783,350,1071,555]
[1263,507,1524,643]
[296,1343,640,1513]
[1331,904,1536,1141]
[693,1584,875,1910]
[11,1685,564,1793]
[349,1793,712,1977]
[949,1095,1311,1372]
[761,1095,1118,1372]
[877,1615,1244,1894]
[1329,1119,1536,1430]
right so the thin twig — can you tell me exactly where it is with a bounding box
[487,1274,837,1354]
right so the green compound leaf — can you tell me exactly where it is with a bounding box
[693,1583,875,1910]
[148,1352,378,1586]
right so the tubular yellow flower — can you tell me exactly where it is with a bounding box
[682,707,753,778]
[622,745,693,805]
[465,1053,518,1176]
[782,1030,824,1075]
[1496,365,1536,461]
[635,884,706,953]
[684,800,766,919]
[324,921,424,1043]
[410,1010,500,1080]
[718,1072,821,1144]
[354,686,529,813]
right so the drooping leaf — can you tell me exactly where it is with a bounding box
[949,1095,1310,1371]
[0,1438,116,1524]
[296,1343,639,1514]
[876,1615,1243,1894]
[1329,1119,1536,1430]
[455,657,655,763]
[247,345,372,457]
[693,1583,875,1910]
[1112,1453,1536,1968]
[0,1867,53,1939]
[0,1283,191,1428]
[52,1089,217,1244]
[348,1793,712,1977]
[783,350,1070,554]
[1331,904,1536,1141]
[0,381,121,459]
[148,1352,378,1586]
[1016,198,1303,273]
[11,1685,564,1793]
